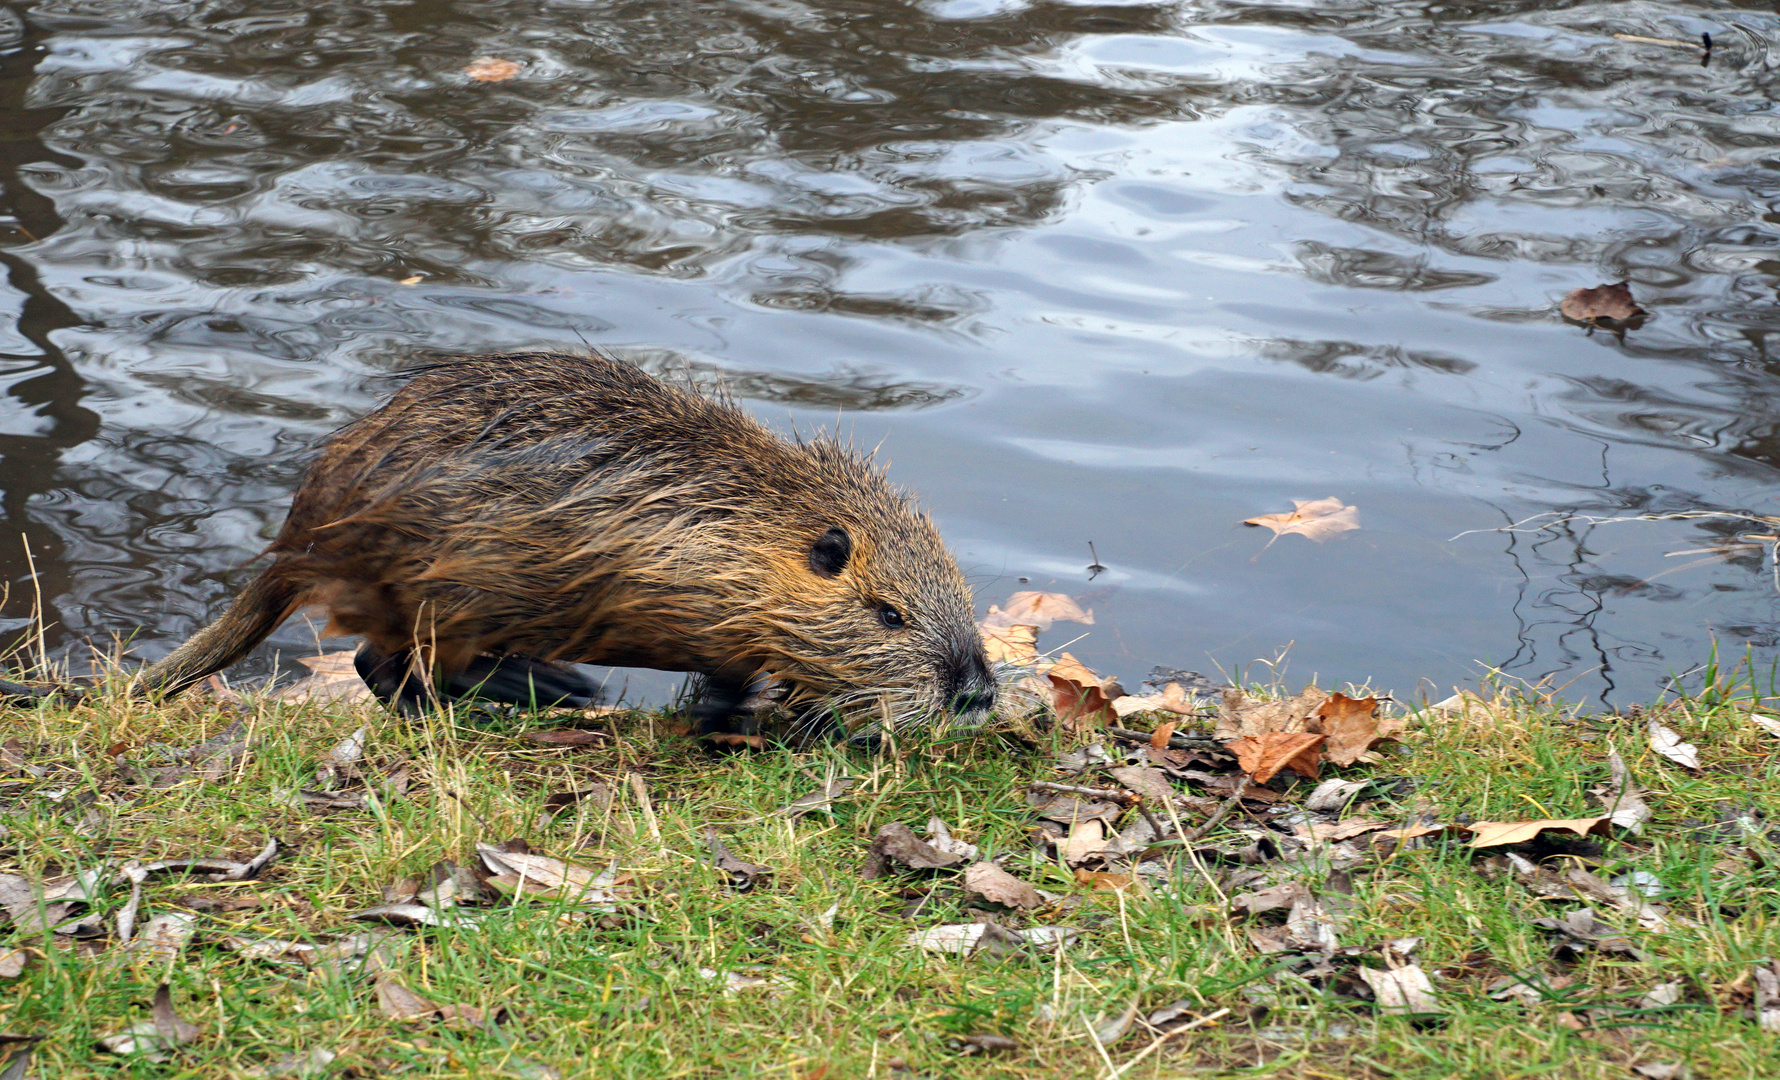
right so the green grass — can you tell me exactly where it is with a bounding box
[3,668,1779,1079]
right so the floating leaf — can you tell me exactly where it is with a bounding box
[982,591,1094,631]
[464,57,521,82]
[1560,282,1645,327]
[1243,497,1360,546]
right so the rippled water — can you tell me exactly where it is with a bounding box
[0,0,1776,704]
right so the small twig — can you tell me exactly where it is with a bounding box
[1030,781,1139,806]
[444,789,494,833]
[1106,725,1224,751]
[1113,1009,1232,1077]
[1180,779,1248,844]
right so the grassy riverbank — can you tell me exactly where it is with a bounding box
[3,665,1779,1079]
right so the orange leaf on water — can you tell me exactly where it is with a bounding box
[1560,282,1645,327]
[1243,497,1360,545]
[983,591,1094,632]
[464,57,521,82]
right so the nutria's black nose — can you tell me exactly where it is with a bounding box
[948,688,996,717]
[946,649,997,718]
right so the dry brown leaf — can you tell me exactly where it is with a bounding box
[706,828,771,890]
[519,728,609,747]
[1358,964,1440,1015]
[1106,765,1173,802]
[464,57,521,82]
[705,732,766,750]
[1062,819,1111,865]
[862,823,965,877]
[271,652,372,705]
[1648,722,1700,770]
[1465,817,1611,848]
[1112,683,1200,718]
[1311,693,1406,766]
[1373,824,1448,841]
[1229,881,1314,917]
[1560,282,1645,326]
[963,862,1043,909]
[1226,731,1326,784]
[0,949,29,979]
[1150,721,1178,748]
[1243,497,1360,544]
[1307,817,1387,842]
[1046,653,1122,729]
[1073,868,1137,892]
[1215,685,1328,739]
[983,591,1094,631]
[980,622,1039,667]
[1592,750,1652,833]
[373,971,499,1029]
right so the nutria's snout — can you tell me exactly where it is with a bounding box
[946,648,998,724]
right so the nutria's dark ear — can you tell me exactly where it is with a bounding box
[809,526,851,578]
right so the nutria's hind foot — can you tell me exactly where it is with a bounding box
[352,644,601,717]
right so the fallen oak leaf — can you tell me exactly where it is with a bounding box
[1226,731,1326,784]
[1243,497,1359,553]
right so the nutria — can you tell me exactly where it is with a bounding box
[121,350,997,732]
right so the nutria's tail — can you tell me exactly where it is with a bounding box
[135,572,302,698]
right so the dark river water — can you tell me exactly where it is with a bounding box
[0,0,1776,706]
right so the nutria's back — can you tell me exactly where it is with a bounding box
[138,351,996,730]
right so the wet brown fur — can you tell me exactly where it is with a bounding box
[138,351,991,725]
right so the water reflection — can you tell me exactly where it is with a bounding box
[0,0,1776,702]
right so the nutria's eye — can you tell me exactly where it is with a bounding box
[878,604,905,630]
[809,526,851,578]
